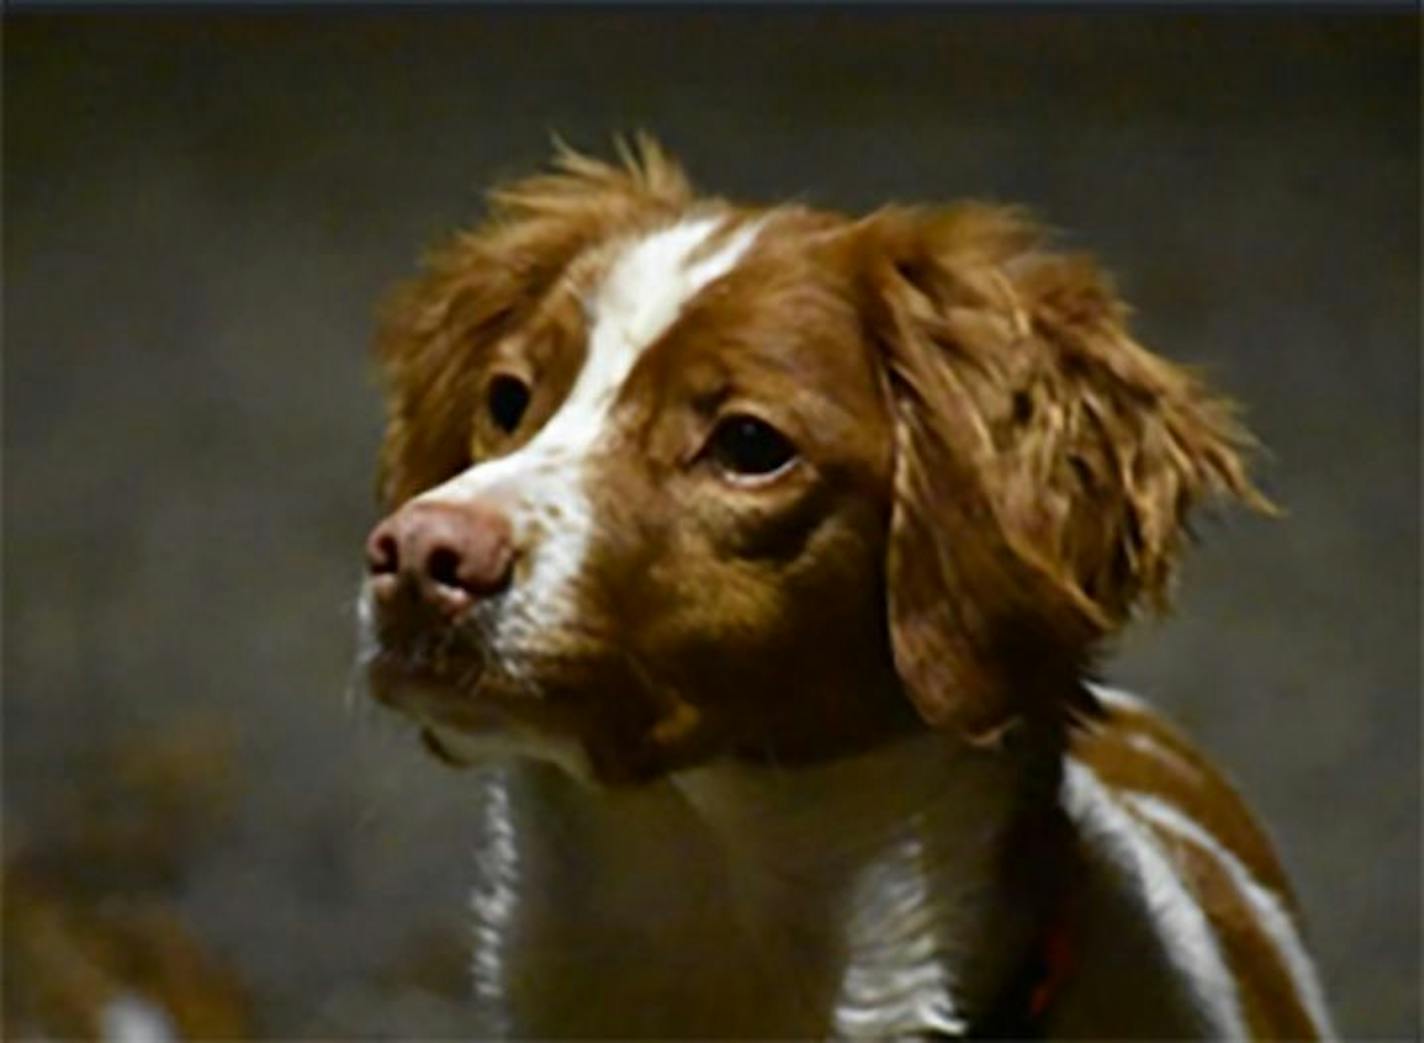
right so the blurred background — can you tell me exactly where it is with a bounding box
[4,9,1418,1039]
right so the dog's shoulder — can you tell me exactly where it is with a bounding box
[1055,685,1333,1040]
[1069,684,1293,902]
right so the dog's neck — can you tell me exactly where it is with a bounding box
[674,727,1057,1037]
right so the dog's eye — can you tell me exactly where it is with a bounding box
[709,414,797,480]
[486,375,531,434]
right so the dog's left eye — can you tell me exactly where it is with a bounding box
[486,375,531,434]
[708,414,798,480]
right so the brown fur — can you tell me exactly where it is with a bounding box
[1073,697,1296,907]
[856,205,1268,743]
[376,135,694,505]
[361,139,1321,1039]
[1136,811,1319,1038]
[373,139,1267,769]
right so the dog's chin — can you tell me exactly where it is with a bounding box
[418,724,482,768]
[362,645,732,786]
[364,652,599,779]
[366,652,488,724]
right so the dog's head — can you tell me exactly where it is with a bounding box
[359,138,1265,784]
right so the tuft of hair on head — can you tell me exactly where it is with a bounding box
[487,130,693,225]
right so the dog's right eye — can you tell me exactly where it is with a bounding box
[708,414,798,482]
[486,375,531,434]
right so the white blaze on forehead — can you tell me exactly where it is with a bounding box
[524,213,760,457]
[591,214,760,373]
[412,213,762,661]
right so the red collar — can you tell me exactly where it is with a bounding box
[1028,909,1075,1022]
[973,893,1076,1039]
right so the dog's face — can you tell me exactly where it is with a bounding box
[359,140,1263,784]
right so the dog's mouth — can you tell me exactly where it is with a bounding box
[364,642,724,785]
[418,724,478,767]
[365,647,493,721]
[362,615,588,721]
[356,586,733,784]
[357,588,510,742]
[363,643,581,774]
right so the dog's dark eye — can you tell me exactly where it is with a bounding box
[486,375,531,434]
[709,414,797,480]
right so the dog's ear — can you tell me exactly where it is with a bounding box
[375,134,691,506]
[857,206,1269,743]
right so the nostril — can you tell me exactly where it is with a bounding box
[376,499,513,606]
[366,530,400,576]
[470,544,515,597]
[426,545,463,590]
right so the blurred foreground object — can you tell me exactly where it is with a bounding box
[3,716,251,1040]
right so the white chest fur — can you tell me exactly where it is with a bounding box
[461,733,1045,1037]
[676,734,1035,1037]
[460,719,1313,1039]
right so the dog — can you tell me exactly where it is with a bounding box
[357,137,1334,1039]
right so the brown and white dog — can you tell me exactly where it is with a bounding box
[357,138,1333,1039]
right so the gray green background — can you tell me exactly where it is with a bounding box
[5,10,1418,1038]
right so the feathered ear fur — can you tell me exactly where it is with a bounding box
[375,134,691,506]
[859,205,1270,743]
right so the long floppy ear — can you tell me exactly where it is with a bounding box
[375,134,691,506]
[860,205,1270,743]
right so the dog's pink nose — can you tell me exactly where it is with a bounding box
[365,499,514,613]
